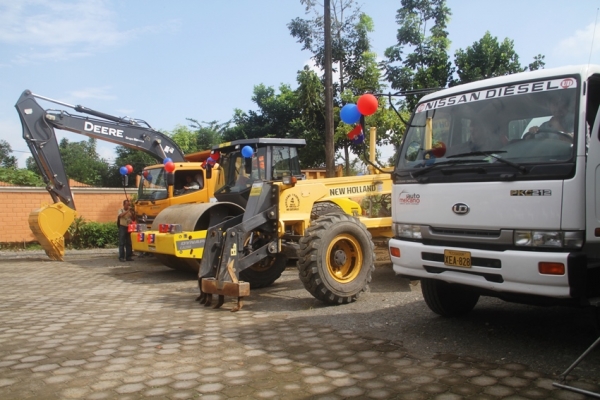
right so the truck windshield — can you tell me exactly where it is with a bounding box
[397,76,579,182]
[137,168,168,200]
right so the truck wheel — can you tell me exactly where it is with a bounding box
[240,253,288,289]
[298,213,374,304]
[421,278,479,317]
[310,202,343,220]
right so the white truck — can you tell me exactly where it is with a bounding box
[388,65,600,316]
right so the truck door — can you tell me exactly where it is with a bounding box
[585,102,600,246]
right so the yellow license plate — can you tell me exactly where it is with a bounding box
[444,250,472,268]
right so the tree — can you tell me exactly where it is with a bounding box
[223,83,302,142]
[452,31,545,85]
[186,119,225,151]
[0,140,18,169]
[289,0,383,174]
[382,0,453,110]
[105,145,157,188]
[292,66,327,167]
[0,167,43,186]
[27,138,110,186]
[59,138,110,186]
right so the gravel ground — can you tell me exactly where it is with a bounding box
[2,245,599,385]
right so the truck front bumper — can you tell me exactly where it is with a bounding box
[388,238,584,299]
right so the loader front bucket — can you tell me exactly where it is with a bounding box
[28,203,76,261]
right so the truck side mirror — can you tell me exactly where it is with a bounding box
[166,172,175,186]
[205,164,212,180]
[245,157,252,175]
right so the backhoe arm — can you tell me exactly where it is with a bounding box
[14,89,187,261]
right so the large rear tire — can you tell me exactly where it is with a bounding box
[310,202,343,220]
[240,254,288,289]
[298,213,374,304]
[421,278,479,317]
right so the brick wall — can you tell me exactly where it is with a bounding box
[0,186,136,243]
[0,167,343,244]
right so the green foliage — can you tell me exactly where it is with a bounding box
[106,146,157,188]
[221,69,330,168]
[0,167,44,186]
[186,119,225,151]
[452,31,545,85]
[528,54,546,71]
[105,122,224,188]
[361,194,392,217]
[67,216,118,249]
[26,137,110,186]
[0,140,18,169]
[383,0,454,110]
[0,242,42,251]
[289,1,385,172]
[59,138,109,186]
[169,124,201,154]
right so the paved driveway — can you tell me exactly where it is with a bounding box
[0,250,598,399]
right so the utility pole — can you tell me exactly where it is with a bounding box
[324,0,334,177]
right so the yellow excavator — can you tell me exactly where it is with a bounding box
[15,90,215,261]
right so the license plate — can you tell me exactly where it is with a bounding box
[444,250,471,268]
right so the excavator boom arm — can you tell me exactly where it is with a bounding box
[15,89,187,260]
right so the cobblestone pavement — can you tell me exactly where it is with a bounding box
[0,251,599,399]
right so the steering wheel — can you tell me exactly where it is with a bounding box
[532,127,573,141]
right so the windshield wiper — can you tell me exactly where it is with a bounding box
[410,159,485,178]
[447,150,527,174]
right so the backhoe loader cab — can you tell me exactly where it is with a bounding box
[211,138,305,208]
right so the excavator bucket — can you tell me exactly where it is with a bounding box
[28,203,76,261]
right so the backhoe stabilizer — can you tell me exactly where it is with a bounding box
[28,203,76,261]
[197,181,280,311]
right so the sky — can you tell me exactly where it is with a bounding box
[2,0,600,167]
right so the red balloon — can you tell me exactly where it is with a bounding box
[211,151,220,161]
[126,164,133,174]
[431,142,447,158]
[357,94,378,116]
[142,170,149,178]
[164,161,175,173]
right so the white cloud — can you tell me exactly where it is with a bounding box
[555,23,600,60]
[69,87,117,101]
[0,0,179,64]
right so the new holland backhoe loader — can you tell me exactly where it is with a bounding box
[15,90,215,261]
[131,135,394,310]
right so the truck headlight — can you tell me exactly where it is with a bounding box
[393,223,422,239]
[514,230,583,249]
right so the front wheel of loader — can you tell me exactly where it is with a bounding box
[297,213,374,304]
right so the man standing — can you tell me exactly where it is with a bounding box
[118,199,134,262]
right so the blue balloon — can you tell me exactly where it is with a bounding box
[119,166,128,175]
[163,158,172,165]
[340,104,361,124]
[241,146,254,158]
[146,174,152,182]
